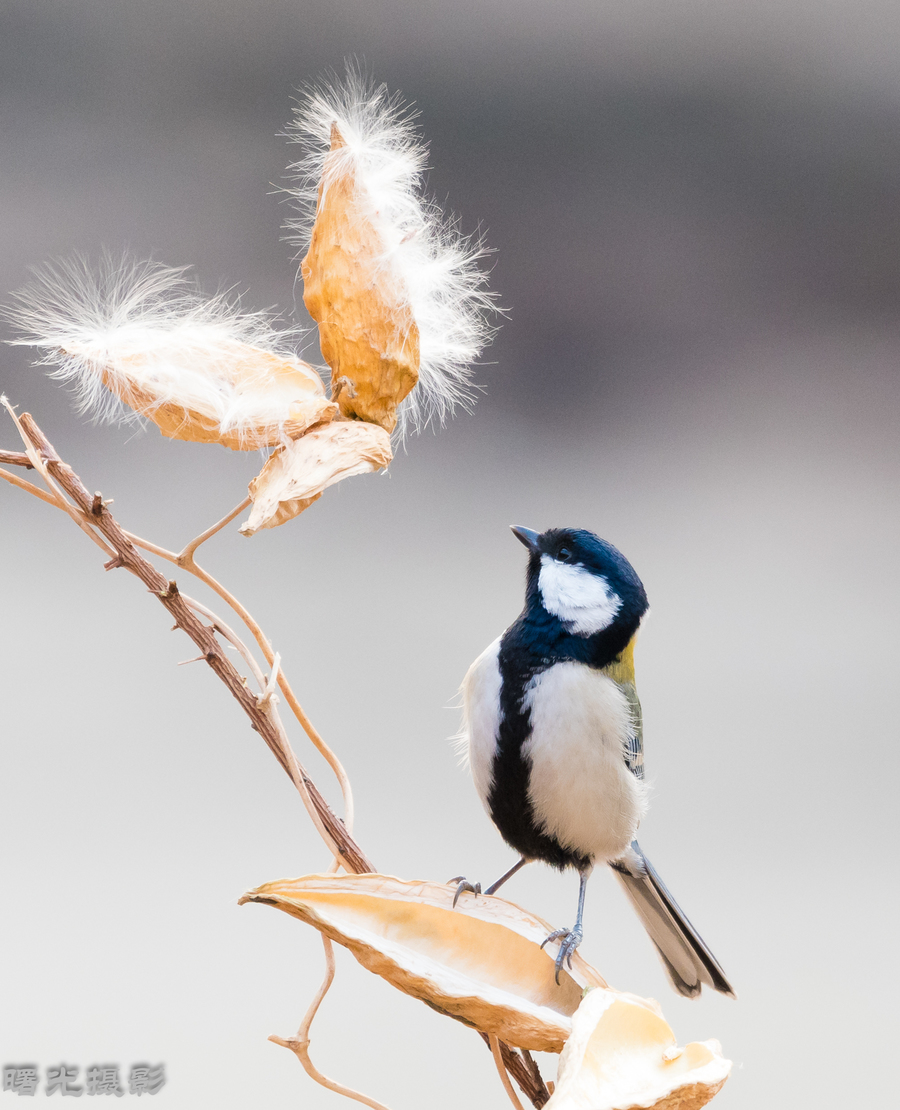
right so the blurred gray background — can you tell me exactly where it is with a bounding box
[2,1,899,1107]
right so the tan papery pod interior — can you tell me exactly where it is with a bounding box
[240,420,392,533]
[301,125,420,433]
[94,343,336,450]
[239,872,607,1052]
[545,986,731,1110]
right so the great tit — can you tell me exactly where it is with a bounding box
[454,525,734,998]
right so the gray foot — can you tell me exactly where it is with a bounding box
[448,876,482,908]
[541,924,584,984]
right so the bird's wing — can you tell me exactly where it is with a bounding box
[601,633,644,781]
[619,680,645,781]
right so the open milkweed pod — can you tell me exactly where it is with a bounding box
[299,121,419,433]
[239,420,392,534]
[287,72,497,437]
[239,872,606,1052]
[4,255,336,450]
[545,987,731,1110]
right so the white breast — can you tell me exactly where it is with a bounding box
[459,637,502,812]
[522,662,647,864]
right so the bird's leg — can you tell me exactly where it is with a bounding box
[541,868,590,984]
[485,856,528,895]
[449,857,528,908]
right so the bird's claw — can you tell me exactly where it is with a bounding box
[541,925,584,984]
[448,876,482,908]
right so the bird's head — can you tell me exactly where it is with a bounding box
[511,525,648,639]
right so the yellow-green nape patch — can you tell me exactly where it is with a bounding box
[602,633,637,685]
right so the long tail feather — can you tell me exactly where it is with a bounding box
[610,841,735,999]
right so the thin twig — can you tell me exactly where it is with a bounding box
[169,613,325,869]
[258,652,281,710]
[490,1035,526,1110]
[0,448,33,468]
[297,935,337,1042]
[270,894,392,1110]
[170,555,357,835]
[119,513,356,837]
[269,860,392,1109]
[1,465,60,507]
[270,1023,393,1110]
[520,1051,551,1100]
[3,400,116,561]
[177,496,251,565]
[180,594,267,693]
[133,531,356,837]
[14,411,374,875]
[2,418,356,837]
[296,856,344,1047]
[479,1034,552,1108]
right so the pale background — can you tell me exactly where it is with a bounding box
[1,2,899,1107]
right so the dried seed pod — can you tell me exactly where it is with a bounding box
[545,987,731,1110]
[239,872,606,1052]
[240,420,392,534]
[5,256,337,450]
[289,75,498,437]
[90,340,336,450]
[300,124,420,433]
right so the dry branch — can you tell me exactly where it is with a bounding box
[15,411,374,876]
[489,1034,526,1110]
[480,1035,550,1108]
[0,448,32,468]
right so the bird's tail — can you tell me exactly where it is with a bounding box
[610,841,735,999]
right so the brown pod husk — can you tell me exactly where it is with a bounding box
[239,872,607,1052]
[240,420,392,534]
[545,987,731,1110]
[67,336,336,450]
[301,125,420,433]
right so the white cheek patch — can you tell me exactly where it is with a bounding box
[538,555,622,636]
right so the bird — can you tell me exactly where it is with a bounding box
[452,525,735,998]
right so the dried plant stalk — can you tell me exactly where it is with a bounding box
[480,1038,551,1110]
[490,1034,526,1110]
[0,448,32,467]
[0,463,59,507]
[270,932,393,1110]
[0,407,358,838]
[10,410,373,875]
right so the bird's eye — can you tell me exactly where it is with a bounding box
[558,547,572,562]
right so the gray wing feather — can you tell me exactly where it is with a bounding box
[619,680,644,781]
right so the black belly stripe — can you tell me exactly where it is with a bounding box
[486,641,591,872]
